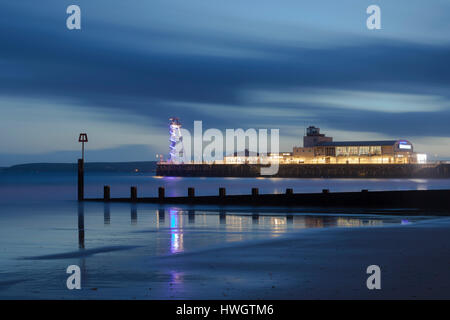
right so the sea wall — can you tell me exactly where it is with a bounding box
[156,163,450,178]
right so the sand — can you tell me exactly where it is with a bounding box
[144,217,450,299]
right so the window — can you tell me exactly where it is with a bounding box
[325,147,335,156]
[359,146,370,155]
[370,146,381,155]
[336,147,347,156]
[348,147,358,155]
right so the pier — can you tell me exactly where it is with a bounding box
[156,163,450,178]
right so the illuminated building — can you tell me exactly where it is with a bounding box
[291,126,422,164]
[224,126,427,164]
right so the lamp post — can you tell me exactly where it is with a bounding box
[78,133,88,161]
[78,133,88,201]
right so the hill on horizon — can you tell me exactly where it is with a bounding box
[0,161,157,173]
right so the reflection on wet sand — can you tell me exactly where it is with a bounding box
[169,208,184,254]
[188,209,195,224]
[219,209,226,225]
[157,208,165,225]
[131,205,137,225]
[76,205,387,257]
[169,270,185,297]
[77,203,87,285]
[77,202,85,249]
[67,203,399,300]
[252,212,259,225]
[104,203,110,225]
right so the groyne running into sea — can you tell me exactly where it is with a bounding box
[84,186,450,213]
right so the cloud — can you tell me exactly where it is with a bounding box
[246,89,450,113]
[1,1,450,164]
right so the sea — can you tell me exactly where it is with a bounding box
[0,172,449,299]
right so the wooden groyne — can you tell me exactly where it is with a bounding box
[83,186,450,212]
[156,163,450,178]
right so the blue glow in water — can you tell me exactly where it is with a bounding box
[169,208,183,253]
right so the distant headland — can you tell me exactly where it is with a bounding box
[0,161,157,174]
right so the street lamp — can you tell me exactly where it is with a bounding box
[78,133,88,161]
[77,133,88,201]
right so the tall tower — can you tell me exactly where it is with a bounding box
[303,126,333,147]
[168,117,185,163]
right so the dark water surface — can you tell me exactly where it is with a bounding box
[2,172,450,201]
[0,172,448,298]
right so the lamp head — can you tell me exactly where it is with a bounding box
[78,133,88,143]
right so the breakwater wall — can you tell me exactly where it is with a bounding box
[156,163,450,178]
[85,187,450,212]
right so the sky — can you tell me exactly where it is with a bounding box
[0,0,449,166]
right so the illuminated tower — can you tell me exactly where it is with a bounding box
[168,117,184,163]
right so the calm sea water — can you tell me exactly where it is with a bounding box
[0,172,449,299]
[2,172,450,202]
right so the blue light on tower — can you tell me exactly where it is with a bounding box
[169,117,184,163]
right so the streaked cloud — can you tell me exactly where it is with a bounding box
[246,89,450,113]
[0,1,449,165]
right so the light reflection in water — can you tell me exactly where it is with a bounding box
[104,203,110,225]
[168,270,185,296]
[99,205,391,256]
[169,208,184,253]
[157,208,165,227]
[336,217,383,227]
[218,213,385,242]
[171,270,184,284]
[131,205,137,225]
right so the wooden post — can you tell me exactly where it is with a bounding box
[158,187,165,201]
[286,215,293,224]
[157,208,165,223]
[104,185,110,201]
[322,189,329,194]
[252,212,259,223]
[131,186,137,202]
[252,188,259,197]
[286,188,293,195]
[131,205,137,225]
[188,209,195,224]
[219,187,226,198]
[188,187,195,198]
[77,159,84,201]
[362,189,368,193]
[219,209,226,224]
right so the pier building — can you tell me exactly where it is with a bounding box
[224,126,426,164]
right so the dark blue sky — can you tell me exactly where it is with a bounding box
[1,1,449,165]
